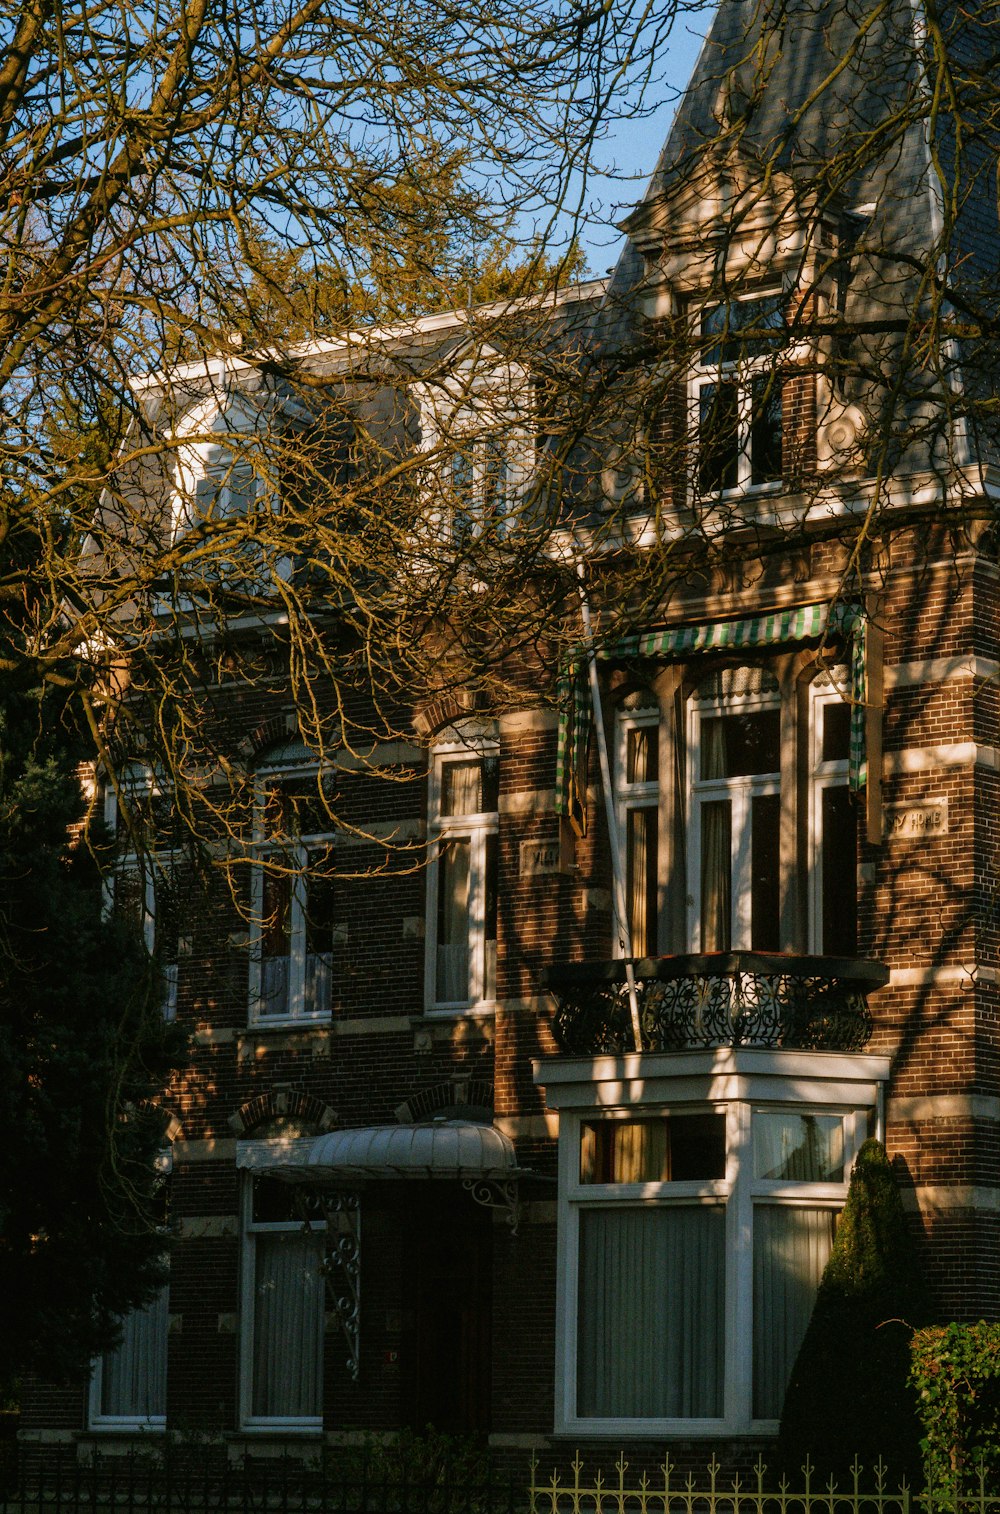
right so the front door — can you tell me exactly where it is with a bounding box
[401,1186,492,1434]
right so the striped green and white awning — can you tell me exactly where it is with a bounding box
[556,601,867,834]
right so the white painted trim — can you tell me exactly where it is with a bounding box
[883,742,997,774]
[886,657,1000,688]
[888,1094,1000,1122]
[549,1085,877,1437]
[424,739,499,1014]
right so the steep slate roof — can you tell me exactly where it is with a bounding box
[605,0,999,466]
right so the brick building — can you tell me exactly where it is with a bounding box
[21,0,1000,1468]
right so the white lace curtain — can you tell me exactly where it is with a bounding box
[100,1288,169,1419]
[252,1232,325,1418]
[752,1205,835,1418]
[576,1206,725,1418]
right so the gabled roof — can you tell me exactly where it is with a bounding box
[612,0,996,276]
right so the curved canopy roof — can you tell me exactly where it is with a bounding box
[236,1121,520,1184]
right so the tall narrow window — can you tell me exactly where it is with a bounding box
[691,293,786,496]
[90,1288,169,1428]
[105,768,181,1021]
[615,708,660,957]
[240,1177,325,1427]
[689,668,782,952]
[114,866,180,1020]
[250,743,337,1024]
[427,740,499,1011]
[810,681,858,955]
[448,433,517,542]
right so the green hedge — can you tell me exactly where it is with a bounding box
[911,1321,1000,1494]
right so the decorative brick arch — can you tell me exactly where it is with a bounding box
[411,690,478,739]
[133,1098,184,1143]
[394,1078,494,1124]
[227,1089,338,1135]
[236,711,300,762]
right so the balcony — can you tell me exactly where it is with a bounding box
[540,952,889,1056]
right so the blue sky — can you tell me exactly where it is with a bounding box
[560,18,709,277]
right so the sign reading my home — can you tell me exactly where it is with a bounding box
[519,838,562,875]
[886,799,949,839]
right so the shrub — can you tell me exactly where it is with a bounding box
[910,1321,1000,1496]
[778,1138,928,1480]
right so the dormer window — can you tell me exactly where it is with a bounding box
[418,349,532,548]
[186,451,262,526]
[449,433,516,542]
[692,293,786,495]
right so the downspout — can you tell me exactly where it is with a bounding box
[574,557,644,1054]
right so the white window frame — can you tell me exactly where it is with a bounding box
[424,736,499,1015]
[686,684,782,951]
[104,769,180,1022]
[239,1175,326,1432]
[249,757,337,1027]
[614,708,661,958]
[689,290,786,498]
[89,1147,172,1432]
[88,1288,170,1432]
[809,675,855,955]
[417,352,534,546]
[540,1049,890,1439]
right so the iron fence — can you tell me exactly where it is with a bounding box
[5,1453,1000,1514]
[527,1456,1000,1514]
[2,1456,523,1514]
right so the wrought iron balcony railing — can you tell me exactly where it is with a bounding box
[540,952,889,1055]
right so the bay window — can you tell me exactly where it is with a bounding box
[426,739,499,1012]
[539,1050,890,1436]
[604,652,862,964]
[250,746,336,1024]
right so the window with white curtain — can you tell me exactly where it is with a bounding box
[249,743,337,1025]
[240,1176,326,1428]
[615,708,660,958]
[425,737,499,1012]
[554,1083,877,1435]
[809,675,859,955]
[89,1286,169,1429]
[688,667,782,952]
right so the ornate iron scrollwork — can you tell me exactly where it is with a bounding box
[316,1191,361,1383]
[543,952,888,1056]
[461,1177,520,1234]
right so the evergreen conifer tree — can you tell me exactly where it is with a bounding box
[0,689,186,1392]
[778,1139,929,1482]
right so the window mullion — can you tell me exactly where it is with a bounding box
[469,825,486,1003]
[290,846,308,1016]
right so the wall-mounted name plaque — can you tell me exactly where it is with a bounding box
[886,799,948,839]
[519,839,562,876]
